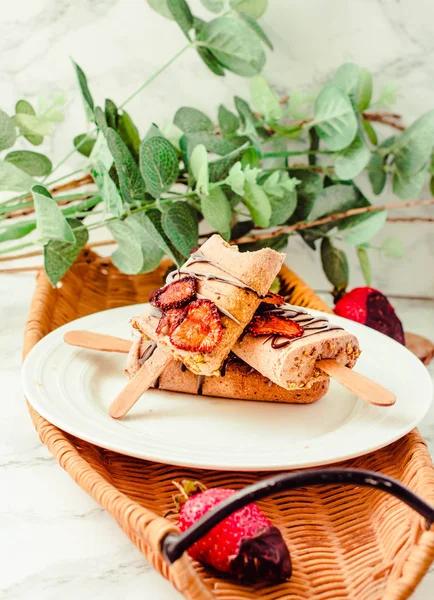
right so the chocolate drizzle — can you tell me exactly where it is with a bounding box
[139,342,157,364]
[197,374,205,395]
[262,304,343,350]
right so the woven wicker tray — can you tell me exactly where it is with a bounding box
[23,249,434,600]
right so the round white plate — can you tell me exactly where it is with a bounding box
[22,304,433,471]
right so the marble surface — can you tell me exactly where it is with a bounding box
[1,1,434,598]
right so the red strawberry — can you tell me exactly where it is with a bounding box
[335,287,405,344]
[175,480,291,582]
[247,313,304,340]
[170,299,223,353]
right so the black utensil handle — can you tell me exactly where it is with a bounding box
[162,467,434,565]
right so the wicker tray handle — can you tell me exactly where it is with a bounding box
[162,468,434,564]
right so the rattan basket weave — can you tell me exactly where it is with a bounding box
[23,249,434,600]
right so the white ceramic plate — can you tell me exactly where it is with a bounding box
[22,304,433,471]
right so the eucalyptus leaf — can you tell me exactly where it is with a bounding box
[162,201,198,257]
[72,60,94,120]
[197,16,266,77]
[140,136,179,198]
[0,109,17,151]
[368,152,386,195]
[0,220,36,243]
[105,99,118,130]
[357,246,371,286]
[208,143,248,181]
[174,107,214,133]
[308,184,358,221]
[342,210,387,246]
[141,209,184,266]
[263,171,298,226]
[95,106,109,135]
[335,131,370,180]
[333,63,359,104]
[239,12,273,50]
[190,144,209,195]
[392,168,426,199]
[167,0,193,38]
[288,170,323,222]
[44,218,88,286]
[243,181,271,227]
[73,134,96,157]
[218,105,240,138]
[0,160,36,192]
[89,131,113,171]
[241,146,261,169]
[320,238,349,291]
[13,113,53,137]
[196,46,226,76]
[117,110,141,161]
[382,236,405,259]
[230,0,268,19]
[185,132,238,156]
[5,150,52,177]
[108,128,147,203]
[200,0,224,12]
[200,186,231,240]
[32,185,75,244]
[392,109,434,176]
[128,213,165,273]
[313,83,358,151]
[147,0,173,18]
[357,68,373,111]
[15,100,43,145]
[108,220,144,274]
[101,168,123,217]
[250,76,282,122]
[362,119,378,146]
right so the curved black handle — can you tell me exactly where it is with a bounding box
[162,467,434,564]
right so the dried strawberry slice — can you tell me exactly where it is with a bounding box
[156,307,188,335]
[170,299,223,353]
[247,313,304,339]
[150,276,197,310]
[260,292,285,307]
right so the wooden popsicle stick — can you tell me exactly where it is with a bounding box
[317,359,396,407]
[64,330,132,354]
[110,347,173,419]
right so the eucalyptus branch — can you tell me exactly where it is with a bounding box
[362,112,406,131]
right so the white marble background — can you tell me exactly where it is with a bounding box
[1,2,434,599]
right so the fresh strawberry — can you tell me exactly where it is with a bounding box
[247,313,304,340]
[260,292,286,307]
[150,276,197,310]
[335,287,405,344]
[156,307,187,335]
[175,480,291,582]
[170,299,223,352]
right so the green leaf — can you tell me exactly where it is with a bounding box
[357,68,373,111]
[32,185,75,244]
[184,132,238,156]
[200,186,231,240]
[225,161,246,195]
[73,134,96,157]
[431,175,434,197]
[108,220,144,274]
[15,100,43,146]
[101,168,123,217]
[357,246,371,286]
[190,144,209,195]
[95,106,109,135]
[308,184,358,221]
[230,0,268,19]
[174,107,214,134]
[147,0,174,19]
[333,63,359,104]
[142,209,184,266]
[239,12,273,50]
[197,16,266,77]
[128,213,165,273]
[263,171,299,226]
[342,210,387,246]
[117,110,141,161]
[104,99,118,130]
[250,75,282,122]
[362,119,378,146]
[241,146,261,169]
[162,202,198,257]
[312,83,358,151]
[288,169,323,221]
[0,221,36,243]
[200,0,224,12]
[4,150,52,177]
[72,60,94,120]
[243,181,271,227]
[392,109,434,176]
[196,46,226,76]
[218,105,239,138]
[320,238,349,290]
[89,131,113,171]
[0,160,36,192]
[392,168,426,199]
[13,113,52,137]
[382,236,405,259]
[367,152,387,195]
[44,218,88,286]
[335,131,370,180]
[140,136,179,198]
[0,109,17,151]
[167,0,193,38]
[208,143,248,182]
[107,128,147,203]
